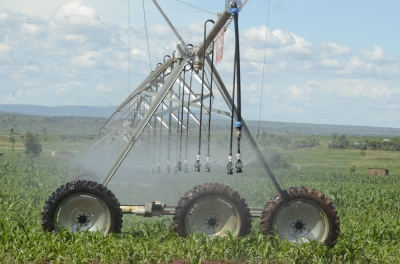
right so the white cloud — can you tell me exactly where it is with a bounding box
[95,83,113,93]
[51,0,103,22]
[318,59,342,69]
[20,23,45,38]
[286,81,319,99]
[327,79,400,99]
[54,83,70,95]
[71,51,103,68]
[0,42,11,54]
[239,26,400,82]
[358,46,396,64]
[1,1,400,128]
[320,42,352,57]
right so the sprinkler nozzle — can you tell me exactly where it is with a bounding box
[166,161,170,174]
[227,156,234,175]
[183,160,188,173]
[177,161,182,171]
[235,158,243,173]
[205,157,211,172]
[194,155,201,172]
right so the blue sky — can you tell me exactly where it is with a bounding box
[0,0,399,128]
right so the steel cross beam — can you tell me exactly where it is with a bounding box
[99,57,175,132]
[102,57,189,186]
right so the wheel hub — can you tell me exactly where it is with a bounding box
[205,215,219,229]
[292,217,307,233]
[75,212,91,226]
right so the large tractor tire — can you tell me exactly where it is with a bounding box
[173,183,252,238]
[260,186,340,247]
[42,180,123,234]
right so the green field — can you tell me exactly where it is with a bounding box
[1,115,400,263]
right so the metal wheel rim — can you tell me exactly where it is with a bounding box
[185,196,241,238]
[54,193,111,233]
[273,199,329,243]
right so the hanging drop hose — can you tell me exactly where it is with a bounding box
[174,71,183,174]
[205,40,215,173]
[184,56,194,173]
[195,19,215,172]
[153,63,162,174]
[146,120,150,174]
[158,56,170,173]
[139,101,144,173]
[152,112,157,174]
[151,69,157,174]
[231,2,243,173]
[157,88,162,175]
[227,46,237,175]
[153,65,161,174]
[166,89,172,174]
[177,69,187,172]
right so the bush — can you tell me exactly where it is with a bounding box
[267,150,291,169]
[24,131,42,157]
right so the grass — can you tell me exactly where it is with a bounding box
[1,113,400,262]
[1,150,400,263]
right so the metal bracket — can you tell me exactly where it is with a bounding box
[225,0,243,13]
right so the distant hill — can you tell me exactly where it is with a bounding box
[1,104,400,137]
[0,104,116,118]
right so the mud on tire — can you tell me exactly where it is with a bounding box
[42,180,123,234]
[260,186,340,247]
[173,183,252,238]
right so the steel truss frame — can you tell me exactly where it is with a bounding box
[88,1,281,218]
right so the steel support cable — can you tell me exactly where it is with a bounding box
[176,0,218,16]
[184,59,194,173]
[194,19,215,172]
[232,3,243,173]
[142,0,152,71]
[257,0,271,139]
[205,41,215,173]
[128,0,132,120]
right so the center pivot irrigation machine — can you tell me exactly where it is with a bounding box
[42,0,340,247]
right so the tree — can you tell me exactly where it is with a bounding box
[42,128,49,141]
[24,131,42,157]
[329,133,350,149]
[8,136,15,151]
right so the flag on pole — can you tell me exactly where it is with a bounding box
[215,27,225,65]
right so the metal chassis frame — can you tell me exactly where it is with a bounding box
[96,0,281,218]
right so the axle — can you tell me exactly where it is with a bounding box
[120,202,264,218]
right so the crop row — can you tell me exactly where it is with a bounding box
[0,156,400,263]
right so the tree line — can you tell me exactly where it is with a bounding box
[328,133,400,151]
